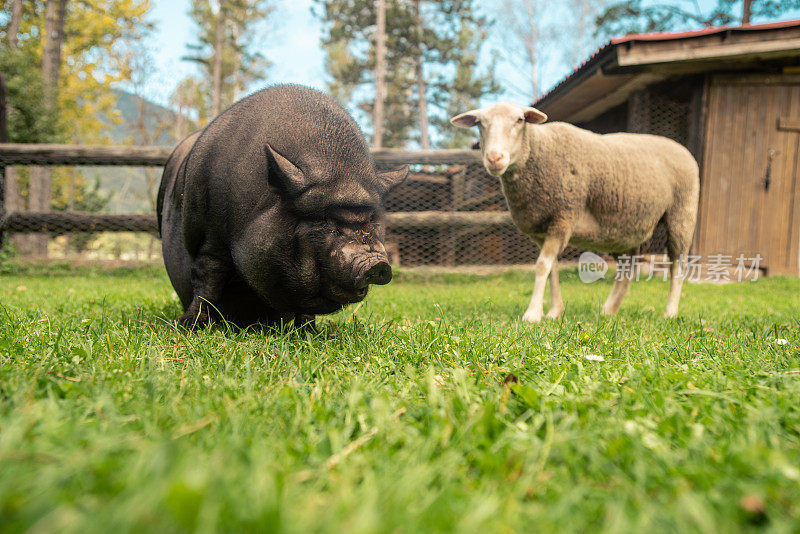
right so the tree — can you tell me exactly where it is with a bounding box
[315,0,498,148]
[1,0,153,257]
[184,0,273,123]
[432,6,500,149]
[596,0,800,36]
[170,77,205,141]
[315,0,415,147]
[500,0,543,99]
[566,0,606,69]
[2,0,48,231]
[413,0,429,150]
[27,0,68,256]
[373,0,387,148]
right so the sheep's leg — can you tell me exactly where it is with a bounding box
[523,232,569,323]
[664,226,691,318]
[601,276,632,316]
[664,258,685,318]
[664,199,696,318]
[601,249,637,316]
[545,259,565,319]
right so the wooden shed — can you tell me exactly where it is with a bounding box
[535,20,800,276]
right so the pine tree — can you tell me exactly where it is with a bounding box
[431,2,500,148]
[315,0,497,149]
[184,0,273,122]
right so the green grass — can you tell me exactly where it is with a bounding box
[1,264,799,533]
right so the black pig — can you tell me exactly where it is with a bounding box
[157,84,407,329]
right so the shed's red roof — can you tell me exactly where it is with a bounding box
[610,18,800,45]
[536,18,800,107]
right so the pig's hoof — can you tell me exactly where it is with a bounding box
[175,312,210,330]
[294,314,316,332]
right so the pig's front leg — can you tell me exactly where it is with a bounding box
[294,313,316,332]
[177,253,232,329]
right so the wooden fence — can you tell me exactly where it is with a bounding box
[0,143,513,240]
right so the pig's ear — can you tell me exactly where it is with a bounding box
[266,144,309,197]
[377,165,409,194]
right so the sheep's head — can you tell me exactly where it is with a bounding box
[450,103,547,177]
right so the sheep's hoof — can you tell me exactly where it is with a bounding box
[521,310,543,323]
[545,306,565,320]
[664,309,678,319]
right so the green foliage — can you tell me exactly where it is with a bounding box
[1,267,799,531]
[596,0,800,36]
[0,47,60,143]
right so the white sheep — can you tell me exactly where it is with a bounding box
[451,102,699,321]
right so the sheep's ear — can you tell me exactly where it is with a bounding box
[450,110,481,128]
[523,107,548,124]
[266,144,310,197]
[377,165,409,195]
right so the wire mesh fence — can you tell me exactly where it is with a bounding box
[1,143,670,266]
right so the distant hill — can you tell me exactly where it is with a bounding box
[106,90,180,146]
[90,90,192,213]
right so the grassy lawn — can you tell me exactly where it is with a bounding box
[1,263,799,533]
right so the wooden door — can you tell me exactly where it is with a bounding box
[696,74,800,276]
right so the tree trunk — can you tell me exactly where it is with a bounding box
[211,2,226,118]
[3,0,27,252]
[524,0,539,99]
[0,73,6,144]
[28,0,67,257]
[42,0,67,88]
[414,0,430,150]
[6,0,23,49]
[373,0,387,149]
[0,73,6,248]
[175,82,187,141]
[232,20,243,101]
[742,0,752,24]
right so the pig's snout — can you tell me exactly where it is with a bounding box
[354,260,392,289]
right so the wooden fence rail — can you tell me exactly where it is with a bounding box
[0,143,481,167]
[1,211,514,236]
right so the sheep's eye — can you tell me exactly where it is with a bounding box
[516,117,524,123]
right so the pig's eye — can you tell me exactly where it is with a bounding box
[328,206,374,226]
